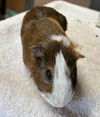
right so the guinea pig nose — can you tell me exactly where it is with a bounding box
[55,98,63,107]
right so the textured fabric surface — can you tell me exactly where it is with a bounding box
[0,1,100,117]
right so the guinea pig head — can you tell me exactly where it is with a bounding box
[31,41,84,108]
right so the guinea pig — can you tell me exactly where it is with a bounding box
[21,6,84,108]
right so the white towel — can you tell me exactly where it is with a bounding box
[0,1,100,117]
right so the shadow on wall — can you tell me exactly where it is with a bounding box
[90,0,100,11]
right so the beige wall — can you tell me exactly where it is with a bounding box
[34,0,91,7]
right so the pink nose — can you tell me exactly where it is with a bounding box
[55,98,63,106]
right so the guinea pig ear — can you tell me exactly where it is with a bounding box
[68,42,85,60]
[31,44,45,58]
[75,51,85,60]
[58,15,67,31]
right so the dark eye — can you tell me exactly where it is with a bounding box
[45,69,52,81]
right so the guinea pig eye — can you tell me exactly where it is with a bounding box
[45,69,52,81]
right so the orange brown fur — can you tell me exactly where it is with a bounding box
[47,17,65,33]
[67,42,84,59]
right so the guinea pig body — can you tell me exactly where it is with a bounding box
[21,6,84,108]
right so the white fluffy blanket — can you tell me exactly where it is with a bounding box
[0,1,100,117]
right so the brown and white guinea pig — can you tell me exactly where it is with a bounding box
[21,6,84,108]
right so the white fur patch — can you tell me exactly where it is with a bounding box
[40,51,74,108]
[50,34,71,46]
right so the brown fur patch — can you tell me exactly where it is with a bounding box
[31,41,61,92]
[47,17,65,33]
[21,6,67,31]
